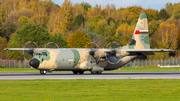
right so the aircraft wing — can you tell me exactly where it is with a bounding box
[95,49,175,56]
[121,49,175,56]
[4,48,42,50]
[5,48,30,50]
[4,48,64,50]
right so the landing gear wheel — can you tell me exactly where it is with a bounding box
[97,71,102,74]
[40,70,47,75]
[79,71,84,74]
[90,70,96,74]
[73,71,78,74]
[91,70,102,74]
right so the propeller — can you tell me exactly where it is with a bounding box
[23,41,38,61]
[44,42,59,48]
[105,41,121,64]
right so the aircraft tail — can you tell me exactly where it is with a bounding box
[130,13,150,49]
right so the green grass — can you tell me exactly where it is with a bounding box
[0,67,180,73]
[0,68,39,73]
[0,79,180,101]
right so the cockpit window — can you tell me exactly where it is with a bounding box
[35,53,42,56]
[42,52,47,56]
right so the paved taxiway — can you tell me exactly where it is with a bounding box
[1,72,180,80]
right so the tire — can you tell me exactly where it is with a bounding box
[90,70,96,74]
[79,71,84,74]
[97,71,102,74]
[73,71,78,74]
[40,70,46,75]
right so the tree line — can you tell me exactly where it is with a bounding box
[0,0,180,60]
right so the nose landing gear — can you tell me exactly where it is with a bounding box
[40,70,47,75]
[73,71,84,74]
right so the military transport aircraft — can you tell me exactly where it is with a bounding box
[4,13,175,75]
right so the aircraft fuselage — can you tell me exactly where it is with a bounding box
[29,49,137,73]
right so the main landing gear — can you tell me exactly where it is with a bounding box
[73,71,84,74]
[40,70,47,75]
[90,70,102,74]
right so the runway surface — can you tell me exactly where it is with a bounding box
[1,72,180,80]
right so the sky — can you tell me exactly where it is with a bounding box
[52,0,180,11]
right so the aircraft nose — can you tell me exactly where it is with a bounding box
[29,58,40,69]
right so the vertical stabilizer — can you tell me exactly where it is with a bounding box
[130,13,150,49]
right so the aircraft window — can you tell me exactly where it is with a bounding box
[35,53,42,56]
[42,52,47,56]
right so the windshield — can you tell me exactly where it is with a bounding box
[42,52,47,56]
[35,53,42,56]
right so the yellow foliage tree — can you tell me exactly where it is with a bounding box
[156,22,179,50]
[67,31,91,48]
[73,3,84,19]
[55,0,73,35]
[115,23,135,45]
[87,7,97,19]
[0,36,7,59]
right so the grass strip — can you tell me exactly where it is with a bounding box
[0,79,180,101]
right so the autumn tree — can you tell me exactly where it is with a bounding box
[67,31,91,48]
[83,29,105,47]
[71,14,85,30]
[148,20,162,37]
[144,9,159,21]
[107,17,115,25]
[95,19,108,37]
[0,36,7,59]
[56,0,73,34]
[173,3,180,19]
[85,15,102,32]
[9,23,50,48]
[115,23,135,45]
[127,6,143,21]
[18,16,29,25]
[105,4,116,16]
[155,22,179,50]
[112,9,133,25]
[73,3,84,19]
[80,2,91,11]
[165,3,174,17]
[3,22,17,41]
[29,1,48,28]
[158,9,170,21]
[48,33,66,48]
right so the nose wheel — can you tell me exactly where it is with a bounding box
[40,70,47,75]
[73,71,84,74]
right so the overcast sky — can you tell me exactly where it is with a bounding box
[52,0,179,11]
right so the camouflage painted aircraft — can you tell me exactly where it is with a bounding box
[5,13,175,75]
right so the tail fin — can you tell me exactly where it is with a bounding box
[130,13,150,49]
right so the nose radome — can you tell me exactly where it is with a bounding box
[29,58,40,69]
